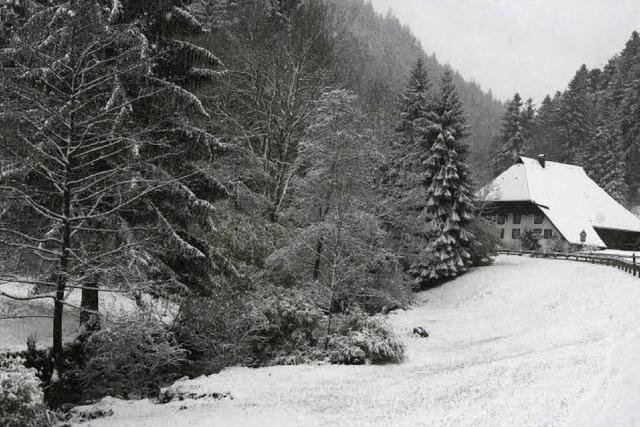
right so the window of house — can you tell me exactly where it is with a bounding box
[512,228,521,239]
[500,229,505,239]
[534,214,544,224]
[543,229,553,239]
[497,214,506,225]
[533,228,542,236]
[513,213,522,224]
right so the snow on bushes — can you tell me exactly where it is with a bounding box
[0,353,53,427]
[246,289,324,366]
[326,310,405,365]
[74,316,188,400]
[174,288,405,369]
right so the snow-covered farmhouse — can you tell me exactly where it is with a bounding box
[482,156,640,251]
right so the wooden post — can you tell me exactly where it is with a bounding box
[634,253,637,277]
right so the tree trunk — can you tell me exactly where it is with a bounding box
[52,277,65,364]
[313,204,330,279]
[313,237,324,280]
[324,258,338,350]
[53,199,71,373]
[80,281,100,332]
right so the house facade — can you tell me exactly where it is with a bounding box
[481,156,640,251]
[483,202,562,250]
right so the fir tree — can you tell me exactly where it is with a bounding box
[559,64,593,162]
[530,93,564,160]
[521,97,536,145]
[493,93,527,175]
[409,68,474,285]
[397,58,432,146]
[110,0,241,296]
[584,124,629,206]
[387,58,434,270]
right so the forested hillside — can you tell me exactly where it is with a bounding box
[328,0,504,185]
[493,31,640,207]
[0,0,501,417]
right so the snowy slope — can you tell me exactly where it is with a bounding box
[70,256,640,426]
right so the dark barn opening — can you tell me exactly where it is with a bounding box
[593,228,640,251]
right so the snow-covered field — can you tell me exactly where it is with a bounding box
[0,282,81,351]
[0,282,172,351]
[60,256,640,425]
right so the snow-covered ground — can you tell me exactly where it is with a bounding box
[580,249,638,258]
[64,256,640,425]
[0,282,174,351]
[0,282,81,351]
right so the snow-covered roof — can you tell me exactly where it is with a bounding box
[483,157,640,247]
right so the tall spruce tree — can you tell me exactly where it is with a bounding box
[530,93,564,160]
[521,97,536,145]
[493,93,527,175]
[109,0,242,296]
[559,64,593,163]
[409,68,474,285]
[388,58,433,270]
[397,58,431,145]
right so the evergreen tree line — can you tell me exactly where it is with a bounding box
[0,0,499,406]
[493,31,640,207]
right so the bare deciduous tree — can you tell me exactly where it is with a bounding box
[0,1,167,371]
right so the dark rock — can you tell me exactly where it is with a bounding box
[412,327,429,338]
[65,406,114,422]
[157,389,233,404]
[382,303,400,314]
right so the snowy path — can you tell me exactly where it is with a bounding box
[75,256,640,426]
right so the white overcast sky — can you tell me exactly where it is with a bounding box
[368,0,640,103]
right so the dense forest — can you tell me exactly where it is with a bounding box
[0,0,503,418]
[328,0,504,185]
[493,31,640,209]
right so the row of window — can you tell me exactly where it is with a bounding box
[496,213,544,225]
[500,229,553,239]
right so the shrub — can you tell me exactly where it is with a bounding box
[468,217,500,266]
[520,229,541,251]
[326,310,405,365]
[172,287,323,371]
[0,354,53,427]
[540,236,567,253]
[246,288,323,366]
[172,294,257,374]
[75,316,188,400]
[174,287,405,371]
